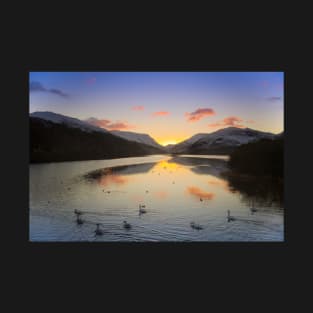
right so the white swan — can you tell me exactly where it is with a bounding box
[190,222,203,230]
[227,210,236,222]
[250,200,257,213]
[76,217,84,225]
[123,221,132,229]
[74,209,83,216]
[139,204,147,214]
[94,223,104,235]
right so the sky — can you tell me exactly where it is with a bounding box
[29,72,284,146]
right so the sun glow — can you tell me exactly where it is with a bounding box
[160,140,178,146]
[156,137,188,147]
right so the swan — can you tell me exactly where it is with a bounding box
[190,222,203,230]
[250,200,257,213]
[123,221,132,229]
[76,216,84,225]
[139,204,147,214]
[227,210,236,222]
[94,223,104,235]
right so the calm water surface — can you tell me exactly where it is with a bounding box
[30,155,284,241]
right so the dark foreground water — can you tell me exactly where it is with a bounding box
[29,155,284,241]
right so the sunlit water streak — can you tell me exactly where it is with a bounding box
[30,155,284,241]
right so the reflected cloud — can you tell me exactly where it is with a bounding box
[153,191,169,199]
[84,167,130,187]
[98,175,128,187]
[186,186,215,200]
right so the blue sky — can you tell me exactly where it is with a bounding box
[29,72,284,145]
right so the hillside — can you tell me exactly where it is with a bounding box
[111,130,164,150]
[30,117,164,163]
[228,137,283,177]
[169,127,275,155]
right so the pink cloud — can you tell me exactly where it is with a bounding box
[208,116,245,128]
[152,111,170,117]
[85,117,135,131]
[132,105,145,111]
[185,108,215,122]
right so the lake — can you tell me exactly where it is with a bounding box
[29,155,284,242]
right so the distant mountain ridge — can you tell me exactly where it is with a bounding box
[110,130,164,149]
[30,111,109,134]
[169,133,208,153]
[168,127,277,155]
[30,116,164,163]
[30,111,164,150]
[30,111,281,158]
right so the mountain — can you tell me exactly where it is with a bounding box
[169,133,208,153]
[30,116,164,163]
[30,111,109,134]
[169,127,275,155]
[275,131,284,139]
[111,130,164,150]
[164,144,175,152]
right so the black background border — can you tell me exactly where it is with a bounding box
[3,10,309,304]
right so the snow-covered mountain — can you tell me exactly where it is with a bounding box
[169,133,208,153]
[169,127,276,154]
[111,130,164,150]
[30,115,165,163]
[30,111,109,134]
[30,111,164,150]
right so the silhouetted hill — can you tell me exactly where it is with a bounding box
[228,137,283,177]
[30,117,164,163]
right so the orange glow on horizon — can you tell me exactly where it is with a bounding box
[155,137,188,147]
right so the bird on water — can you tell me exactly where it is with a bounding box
[190,222,203,230]
[123,221,132,229]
